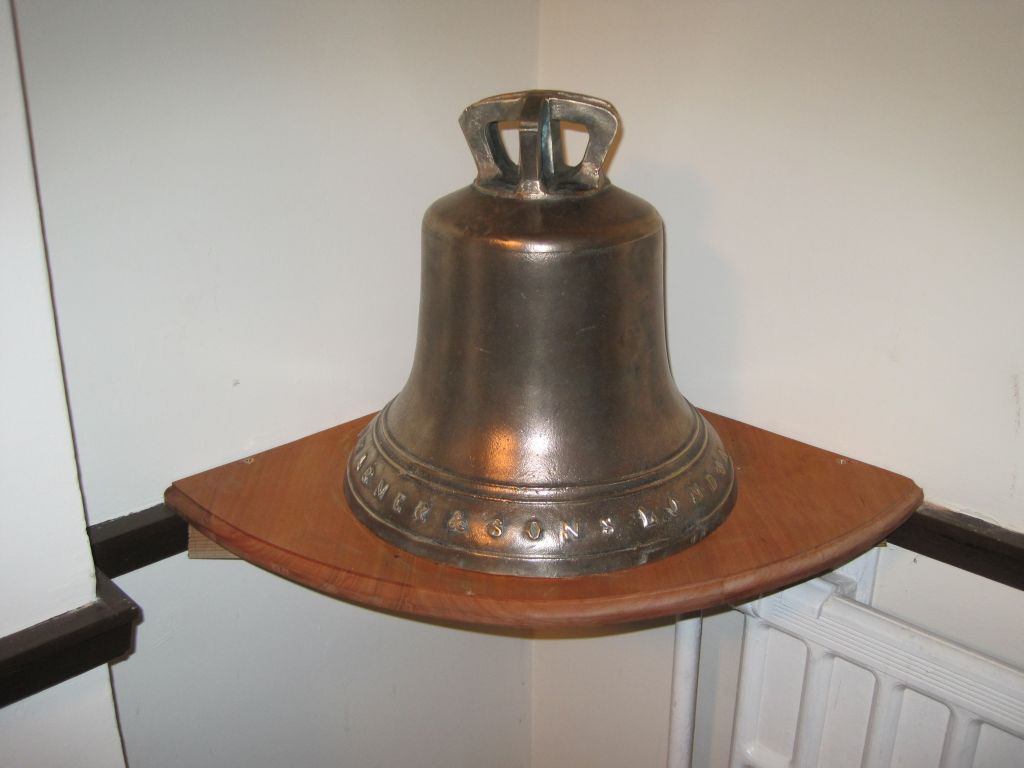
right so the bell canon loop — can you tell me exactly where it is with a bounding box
[345,90,736,577]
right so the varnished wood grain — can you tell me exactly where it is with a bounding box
[165,412,921,628]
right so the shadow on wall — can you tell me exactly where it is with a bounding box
[623,162,738,417]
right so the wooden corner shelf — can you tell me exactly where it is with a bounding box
[165,412,921,629]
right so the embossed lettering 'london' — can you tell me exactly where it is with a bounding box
[636,507,658,528]
[635,498,678,529]
[689,482,704,504]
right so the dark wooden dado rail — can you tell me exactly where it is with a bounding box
[0,573,139,708]
[0,504,183,708]
[888,502,1024,591]
[1,501,1020,708]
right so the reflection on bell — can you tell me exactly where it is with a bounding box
[345,90,736,577]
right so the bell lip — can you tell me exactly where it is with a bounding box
[373,399,709,503]
[345,406,738,579]
[344,468,737,578]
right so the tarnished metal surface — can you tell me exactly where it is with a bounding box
[345,90,736,577]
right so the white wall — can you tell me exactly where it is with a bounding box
[1,0,94,637]
[536,2,1024,765]
[0,667,126,768]
[539,0,1023,532]
[13,1,1021,765]
[0,2,124,763]
[872,543,1024,670]
[19,0,540,525]
[113,556,530,768]
[531,622,677,768]
[16,1,537,766]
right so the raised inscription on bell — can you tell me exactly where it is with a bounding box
[559,520,580,543]
[360,465,375,486]
[447,510,468,534]
[689,483,704,504]
[412,500,431,523]
[637,507,658,528]
[525,519,543,541]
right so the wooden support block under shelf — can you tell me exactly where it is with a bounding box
[188,526,238,559]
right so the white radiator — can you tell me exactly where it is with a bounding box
[727,569,1024,768]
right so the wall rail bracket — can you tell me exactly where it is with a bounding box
[0,574,140,708]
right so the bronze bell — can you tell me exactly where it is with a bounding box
[345,90,736,577]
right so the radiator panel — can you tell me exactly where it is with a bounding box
[728,576,1024,768]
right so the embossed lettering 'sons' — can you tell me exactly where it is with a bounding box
[355,453,368,471]
[636,507,658,528]
[713,458,727,477]
[373,479,390,501]
[486,517,504,538]
[705,473,719,492]
[599,517,615,535]
[360,464,376,486]
[559,520,580,543]
[688,482,704,504]
[664,498,679,517]
[391,493,406,514]
[525,519,543,541]
[412,500,431,523]
[447,510,468,534]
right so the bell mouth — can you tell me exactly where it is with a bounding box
[344,403,736,578]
